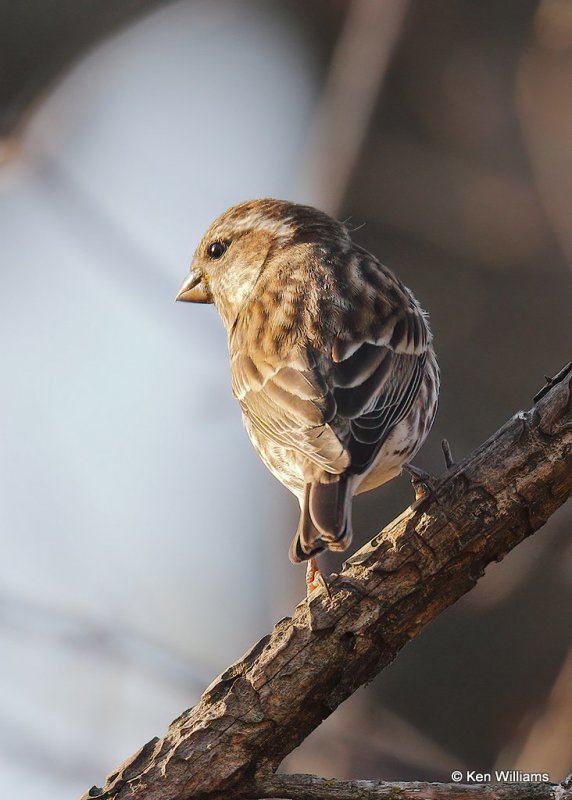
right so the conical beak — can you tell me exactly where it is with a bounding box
[175,269,212,304]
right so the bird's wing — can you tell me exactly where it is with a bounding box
[230,249,431,477]
[329,249,431,472]
[332,343,426,472]
[230,345,350,473]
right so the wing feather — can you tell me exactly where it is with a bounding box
[231,349,348,472]
[229,247,431,481]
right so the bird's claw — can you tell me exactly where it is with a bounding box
[402,463,436,506]
[404,440,453,507]
[306,558,332,599]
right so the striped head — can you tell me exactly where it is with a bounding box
[176,198,350,328]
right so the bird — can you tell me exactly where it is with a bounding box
[176,199,439,591]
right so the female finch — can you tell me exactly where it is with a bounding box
[177,199,439,580]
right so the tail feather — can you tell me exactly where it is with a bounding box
[289,476,353,563]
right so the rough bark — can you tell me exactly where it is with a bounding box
[83,363,572,800]
[253,772,572,800]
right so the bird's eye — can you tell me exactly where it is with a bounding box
[207,240,229,260]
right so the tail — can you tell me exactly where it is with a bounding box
[289,476,353,563]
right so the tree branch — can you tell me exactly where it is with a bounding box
[82,362,572,800]
[253,772,572,800]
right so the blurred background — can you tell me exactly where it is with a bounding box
[1,0,571,796]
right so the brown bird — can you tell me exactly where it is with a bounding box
[177,199,439,589]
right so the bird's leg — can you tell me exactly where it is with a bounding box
[402,462,436,506]
[306,557,332,599]
[306,557,318,592]
[404,440,453,506]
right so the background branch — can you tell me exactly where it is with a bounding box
[83,363,572,800]
[253,771,572,800]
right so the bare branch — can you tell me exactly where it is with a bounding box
[253,772,572,800]
[82,363,572,800]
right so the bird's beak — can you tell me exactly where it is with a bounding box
[175,269,212,304]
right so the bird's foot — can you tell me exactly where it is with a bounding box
[306,557,332,599]
[402,463,436,507]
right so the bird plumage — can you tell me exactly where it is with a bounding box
[177,199,439,563]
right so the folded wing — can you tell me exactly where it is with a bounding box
[230,277,430,481]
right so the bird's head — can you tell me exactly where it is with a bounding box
[176,198,348,328]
